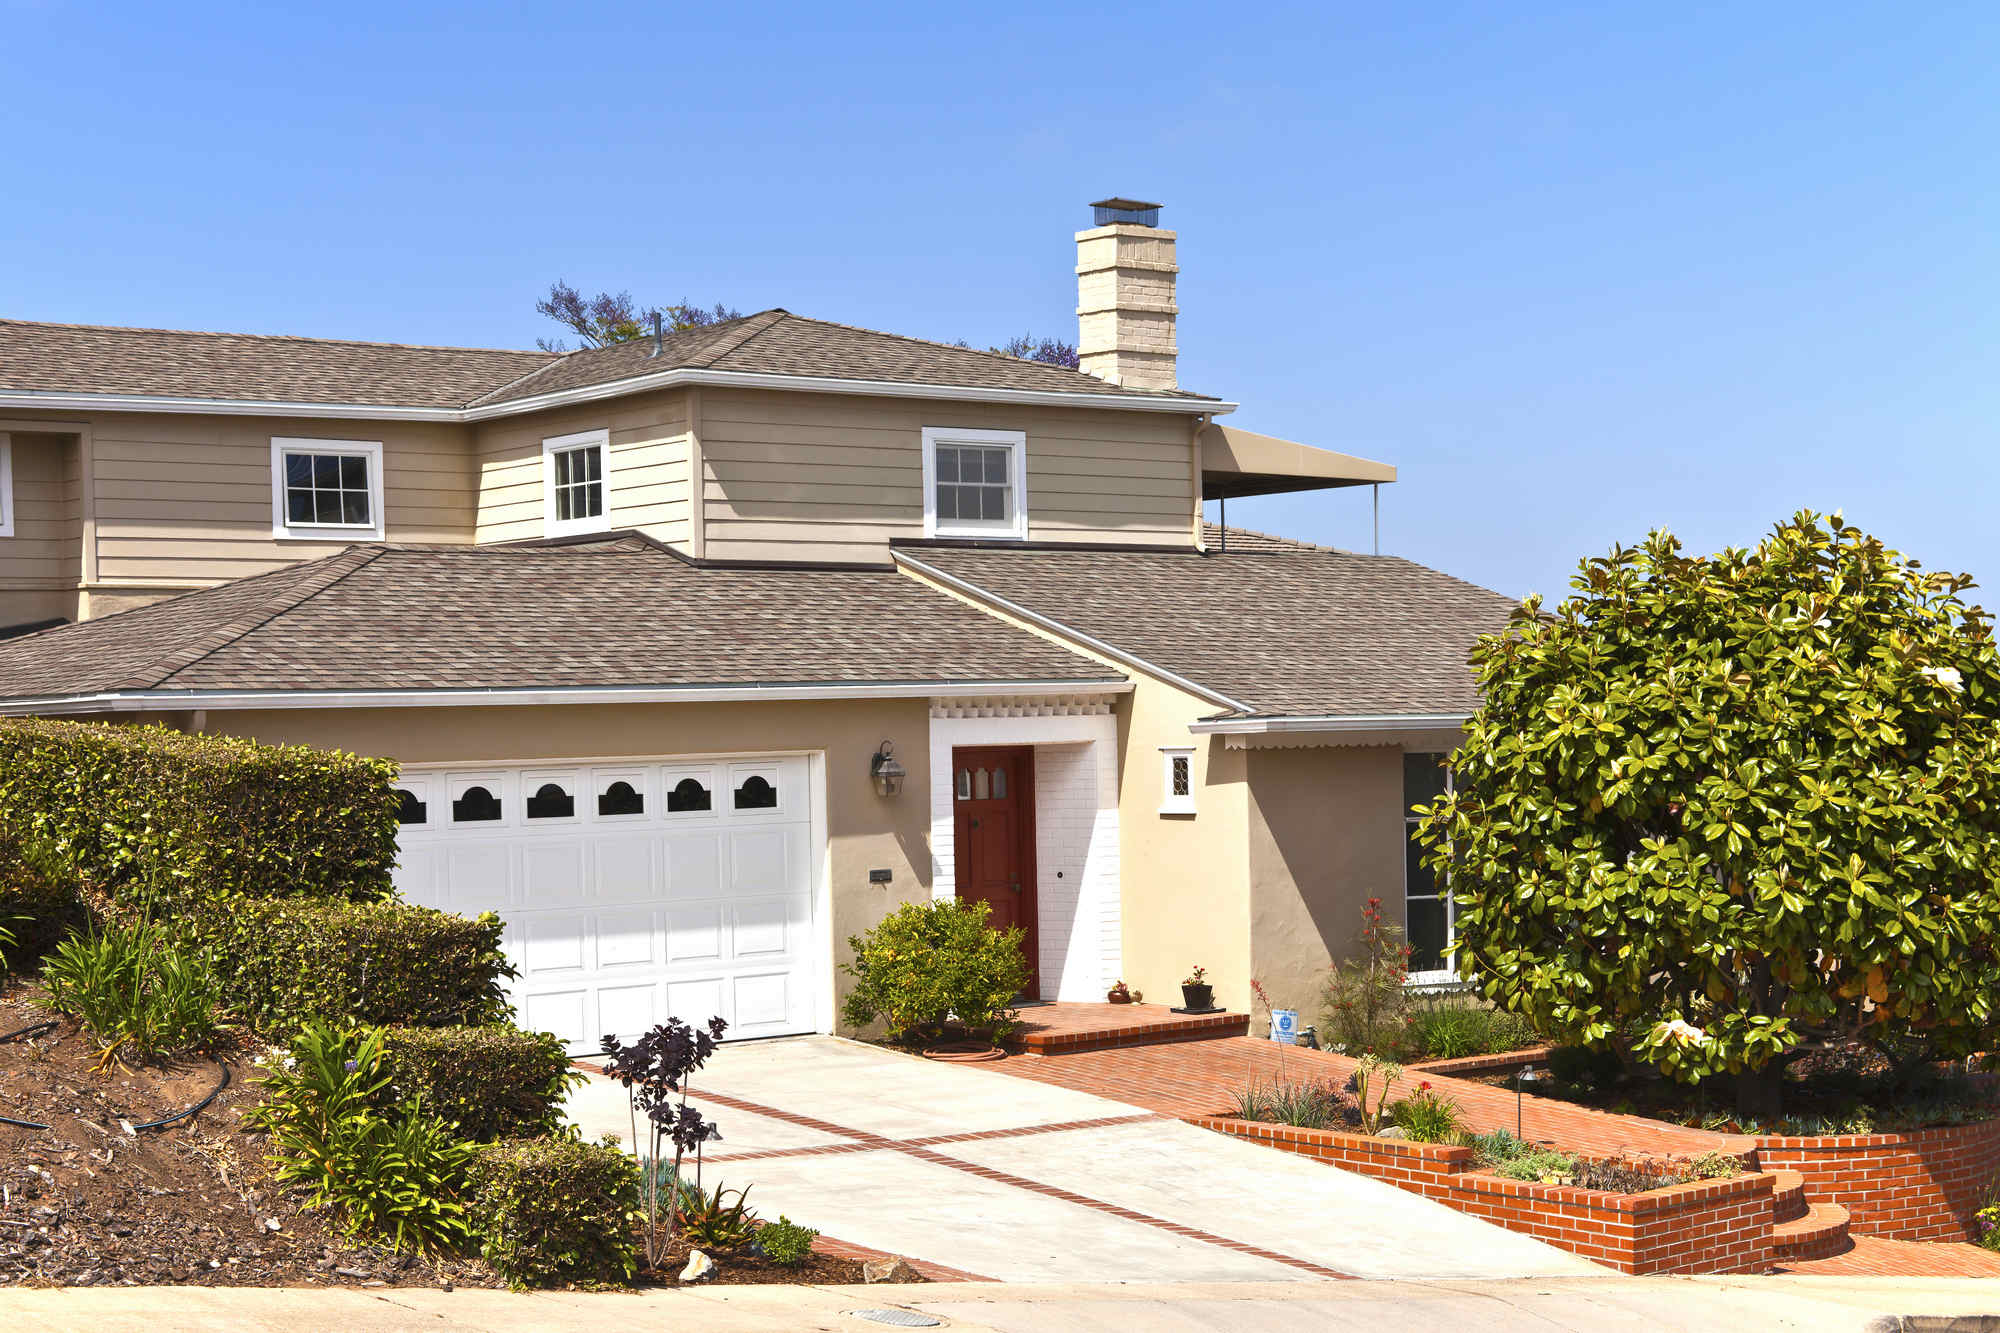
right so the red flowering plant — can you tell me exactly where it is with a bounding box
[1319,898,1416,1059]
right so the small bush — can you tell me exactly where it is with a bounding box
[41,921,226,1063]
[841,899,1030,1044]
[1390,1085,1465,1143]
[186,898,512,1034]
[1406,994,1539,1061]
[1319,898,1413,1057]
[1230,1078,1348,1129]
[379,1025,580,1142]
[466,1137,641,1290]
[665,1175,759,1248]
[0,838,84,969]
[1547,1044,1625,1091]
[246,1023,477,1255]
[756,1216,818,1267]
[0,718,399,908]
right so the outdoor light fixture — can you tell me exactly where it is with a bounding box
[1515,1067,1544,1140]
[870,740,906,797]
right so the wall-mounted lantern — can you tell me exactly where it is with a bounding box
[870,740,906,797]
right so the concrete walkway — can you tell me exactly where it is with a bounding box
[8,1276,2000,1332]
[564,1035,1603,1283]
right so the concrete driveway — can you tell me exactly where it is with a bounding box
[564,1036,1604,1283]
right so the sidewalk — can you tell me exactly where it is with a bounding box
[6,1276,2000,1332]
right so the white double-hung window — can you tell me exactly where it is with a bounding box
[271,438,384,541]
[922,427,1027,540]
[543,429,609,536]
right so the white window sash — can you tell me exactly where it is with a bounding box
[1404,753,1456,985]
[0,434,14,538]
[921,426,1028,540]
[543,429,611,537]
[270,437,384,541]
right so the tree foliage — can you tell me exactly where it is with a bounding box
[534,281,742,353]
[1418,512,2000,1113]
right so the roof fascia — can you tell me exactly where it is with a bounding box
[0,373,1234,425]
[0,678,1133,716]
[1188,712,1469,734]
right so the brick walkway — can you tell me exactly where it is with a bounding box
[1007,1001,1247,1053]
[1773,1234,2000,1277]
[996,1035,1747,1159]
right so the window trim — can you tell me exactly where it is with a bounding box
[921,426,1028,540]
[270,437,385,541]
[1158,746,1195,816]
[1404,751,1456,986]
[542,428,610,538]
[0,434,13,538]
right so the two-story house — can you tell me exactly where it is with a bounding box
[0,200,1513,1050]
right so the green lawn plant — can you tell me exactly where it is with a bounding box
[841,898,1031,1045]
[1418,512,2000,1117]
[1390,1083,1464,1143]
[246,1022,477,1256]
[41,920,226,1069]
[754,1216,819,1267]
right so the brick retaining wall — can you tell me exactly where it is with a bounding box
[1755,1119,2000,1242]
[1191,1116,1776,1275]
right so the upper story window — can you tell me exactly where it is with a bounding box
[1159,746,1195,815]
[271,438,384,541]
[0,435,13,538]
[922,427,1026,540]
[543,429,608,537]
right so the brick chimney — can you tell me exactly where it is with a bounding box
[1075,198,1177,390]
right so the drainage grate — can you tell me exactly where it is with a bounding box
[848,1310,942,1328]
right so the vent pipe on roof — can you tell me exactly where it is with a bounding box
[649,310,663,358]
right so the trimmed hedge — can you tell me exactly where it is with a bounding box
[187,898,513,1034]
[0,839,84,970]
[466,1138,640,1289]
[0,718,400,907]
[380,1025,579,1142]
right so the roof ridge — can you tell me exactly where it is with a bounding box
[463,311,784,408]
[0,316,551,359]
[774,312,1144,389]
[129,547,386,689]
[685,309,792,368]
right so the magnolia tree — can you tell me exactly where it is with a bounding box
[1418,512,2000,1116]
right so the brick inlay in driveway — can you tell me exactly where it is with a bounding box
[691,1086,1354,1279]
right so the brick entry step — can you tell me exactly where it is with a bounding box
[1005,1002,1249,1055]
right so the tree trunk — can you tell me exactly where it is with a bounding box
[1735,1065,1784,1123]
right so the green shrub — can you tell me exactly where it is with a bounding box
[380,1025,581,1141]
[841,898,1030,1044]
[666,1176,759,1248]
[1390,1085,1465,1143]
[186,898,512,1034]
[246,1023,477,1255]
[42,920,225,1064]
[0,718,399,908]
[1319,898,1414,1058]
[0,838,84,969]
[466,1137,641,1290]
[1229,1078,1347,1129]
[1407,995,1539,1061]
[755,1216,818,1267]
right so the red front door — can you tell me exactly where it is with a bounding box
[952,746,1038,994]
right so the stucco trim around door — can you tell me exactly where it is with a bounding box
[928,701,1120,1002]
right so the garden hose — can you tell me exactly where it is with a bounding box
[0,1017,230,1133]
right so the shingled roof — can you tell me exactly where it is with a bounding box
[0,536,1124,703]
[896,528,1518,719]
[0,310,1216,414]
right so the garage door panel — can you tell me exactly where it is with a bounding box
[597,906,659,969]
[521,841,586,899]
[523,912,590,973]
[593,836,658,903]
[398,755,816,1053]
[666,904,725,963]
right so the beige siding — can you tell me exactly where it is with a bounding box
[472,389,691,546]
[83,413,476,589]
[0,430,83,623]
[699,388,1198,562]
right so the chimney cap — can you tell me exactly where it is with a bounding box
[1090,198,1162,227]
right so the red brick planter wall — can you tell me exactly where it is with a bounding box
[1192,1116,1776,1275]
[1755,1120,2000,1242]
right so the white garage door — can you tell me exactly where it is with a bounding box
[392,755,818,1053]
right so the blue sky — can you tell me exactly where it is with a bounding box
[5,2,1995,599]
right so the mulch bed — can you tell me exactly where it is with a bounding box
[0,987,497,1290]
[637,1234,925,1286]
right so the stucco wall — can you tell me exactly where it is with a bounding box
[1245,744,1407,1021]
[200,699,934,1015]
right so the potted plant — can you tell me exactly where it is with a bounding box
[1181,966,1214,1012]
[1106,980,1133,1005]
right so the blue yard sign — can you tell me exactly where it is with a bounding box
[1269,1008,1298,1044]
